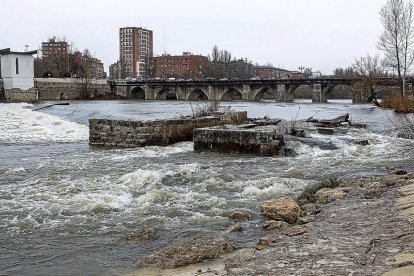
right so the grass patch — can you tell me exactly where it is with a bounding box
[297,176,341,204]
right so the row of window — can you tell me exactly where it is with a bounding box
[154,59,191,63]
[156,64,189,67]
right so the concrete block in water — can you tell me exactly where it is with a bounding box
[193,125,285,156]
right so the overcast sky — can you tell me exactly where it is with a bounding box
[1,0,388,74]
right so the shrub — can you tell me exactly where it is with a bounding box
[382,91,414,113]
[190,100,233,118]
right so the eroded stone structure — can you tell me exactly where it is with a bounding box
[89,111,248,147]
[193,125,285,156]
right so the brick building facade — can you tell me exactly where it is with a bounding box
[150,52,208,79]
[253,66,292,79]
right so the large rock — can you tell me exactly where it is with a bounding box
[229,211,251,221]
[260,196,301,224]
[314,188,347,200]
[138,234,235,269]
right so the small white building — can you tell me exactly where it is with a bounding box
[0,48,37,90]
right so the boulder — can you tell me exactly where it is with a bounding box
[225,222,243,233]
[314,188,347,200]
[300,203,322,216]
[229,211,251,221]
[263,220,288,230]
[382,174,408,187]
[138,234,235,269]
[299,216,315,225]
[125,228,158,241]
[282,224,312,237]
[256,236,272,251]
[260,196,301,224]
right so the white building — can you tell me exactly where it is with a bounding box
[0,48,37,90]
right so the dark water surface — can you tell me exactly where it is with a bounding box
[0,100,413,275]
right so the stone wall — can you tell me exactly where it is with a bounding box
[35,78,111,100]
[194,125,285,156]
[4,88,38,102]
[89,111,248,147]
[0,79,4,101]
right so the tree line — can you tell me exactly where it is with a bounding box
[334,0,414,106]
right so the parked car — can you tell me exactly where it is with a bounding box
[167,77,176,81]
[249,76,261,80]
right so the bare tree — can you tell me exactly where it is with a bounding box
[212,45,220,62]
[352,54,386,106]
[378,0,414,96]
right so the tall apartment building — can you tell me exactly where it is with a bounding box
[40,37,69,77]
[41,37,69,59]
[119,27,153,78]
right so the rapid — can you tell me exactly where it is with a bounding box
[0,100,413,275]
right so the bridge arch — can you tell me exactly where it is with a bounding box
[221,87,242,101]
[155,88,177,100]
[130,86,146,99]
[325,84,353,100]
[253,87,275,101]
[187,89,208,101]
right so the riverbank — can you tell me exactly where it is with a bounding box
[131,173,414,275]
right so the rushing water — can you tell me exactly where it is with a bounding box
[0,100,413,275]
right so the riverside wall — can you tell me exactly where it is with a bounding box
[89,111,248,147]
[0,79,4,101]
[35,78,111,100]
[2,78,112,102]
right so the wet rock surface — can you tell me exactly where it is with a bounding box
[260,196,301,224]
[225,174,414,275]
[138,234,235,270]
[125,228,159,241]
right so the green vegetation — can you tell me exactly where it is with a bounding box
[297,176,341,204]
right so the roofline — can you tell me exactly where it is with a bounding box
[0,48,37,55]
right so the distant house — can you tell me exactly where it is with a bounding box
[253,66,292,79]
[0,48,37,90]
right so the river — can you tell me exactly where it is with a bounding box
[0,100,413,275]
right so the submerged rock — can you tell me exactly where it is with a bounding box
[137,234,235,269]
[225,222,243,233]
[125,228,159,241]
[260,196,301,224]
[229,211,251,221]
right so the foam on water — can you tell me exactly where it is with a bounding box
[0,103,89,144]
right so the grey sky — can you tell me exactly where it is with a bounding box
[1,0,387,74]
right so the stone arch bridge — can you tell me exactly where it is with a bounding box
[111,78,408,103]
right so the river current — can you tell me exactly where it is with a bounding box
[0,100,413,275]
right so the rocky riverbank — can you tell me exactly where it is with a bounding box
[129,173,414,276]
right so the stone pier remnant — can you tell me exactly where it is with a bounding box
[193,124,285,156]
[89,111,247,147]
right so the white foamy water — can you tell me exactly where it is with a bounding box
[0,103,89,144]
[1,100,414,276]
